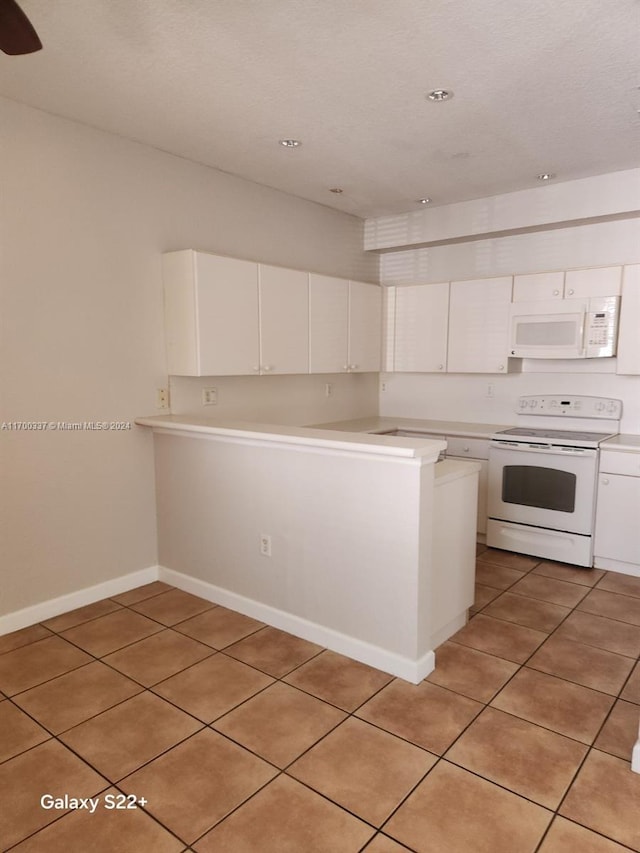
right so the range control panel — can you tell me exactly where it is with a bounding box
[516,395,622,419]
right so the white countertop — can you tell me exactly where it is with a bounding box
[309,416,512,439]
[135,414,447,460]
[601,434,640,452]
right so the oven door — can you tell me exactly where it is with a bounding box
[488,442,598,535]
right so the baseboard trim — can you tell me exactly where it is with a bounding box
[593,556,640,578]
[0,566,160,636]
[158,566,435,683]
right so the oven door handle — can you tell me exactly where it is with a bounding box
[490,442,598,458]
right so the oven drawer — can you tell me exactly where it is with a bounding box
[446,437,489,459]
[599,450,640,477]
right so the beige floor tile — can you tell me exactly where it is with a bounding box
[284,649,393,711]
[554,611,640,658]
[152,653,272,722]
[0,635,92,696]
[0,701,50,762]
[60,691,202,781]
[11,786,184,853]
[560,749,640,850]
[213,681,345,767]
[596,571,640,599]
[483,591,570,633]
[527,635,634,695]
[475,562,526,590]
[224,626,323,677]
[384,760,551,853]
[532,561,605,587]
[193,774,374,853]
[477,549,540,571]
[120,728,278,845]
[0,623,52,655]
[578,588,640,626]
[129,589,215,626]
[594,699,640,761]
[175,605,264,648]
[470,583,502,612]
[446,707,587,809]
[451,614,547,663]
[491,667,614,744]
[289,717,436,826]
[538,816,630,852]
[621,661,640,704]
[0,740,107,850]
[103,629,213,686]
[110,581,175,606]
[509,574,590,607]
[60,609,163,657]
[427,641,518,703]
[42,599,123,632]
[13,660,143,733]
[356,679,482,755]
[363,836,414,852]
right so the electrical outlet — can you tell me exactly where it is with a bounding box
[324,383,332,397]
[486,383,495,398]
[202,387,218,406]
[157,388,169,409]
[380,381,387,392]
[260,534,272,557]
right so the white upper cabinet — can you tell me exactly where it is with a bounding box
[309,275,381,373]
[513,266,622,302]
[393,283,449,373]
[617,264,640,375]
[447,277,513,373]
[348,280,382,372]
[163,250,259,376]
[258,264,309,374]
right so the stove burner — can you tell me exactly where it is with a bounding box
[498,427,613,443]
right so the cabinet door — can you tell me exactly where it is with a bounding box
[565,266,622,298]
[446,455,489,535]
[394,283,449,372]
[617,264,640,375]
[259,265,309,374]
[513,272,564,302]
[309,274,349,373]
[196,253,259,375]
[447,277,513,373]
[595,473,640,565]
[348,281,382,372]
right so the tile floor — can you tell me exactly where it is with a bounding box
[1,554,640,852]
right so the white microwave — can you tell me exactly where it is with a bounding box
[509,296,620,359]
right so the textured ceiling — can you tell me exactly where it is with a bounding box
[1,0,638,218]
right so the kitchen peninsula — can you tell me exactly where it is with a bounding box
[136,414,480,682]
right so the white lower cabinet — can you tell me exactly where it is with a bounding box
[445,437,489,535]
[594,449,640,574]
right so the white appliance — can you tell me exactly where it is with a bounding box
[487,395,621,567]
[509,296,619,359]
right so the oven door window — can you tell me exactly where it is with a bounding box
[502,465,576,513]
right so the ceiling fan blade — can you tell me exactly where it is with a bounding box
[0,0,42,55]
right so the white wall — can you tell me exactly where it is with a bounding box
[0,97,377,618]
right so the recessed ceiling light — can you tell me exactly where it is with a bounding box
[329,187,343,194]
[536,173,555,181]
[427,89,453,102]
[418,198,432,204]
[279,139,301,148]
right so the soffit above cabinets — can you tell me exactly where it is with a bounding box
[1,0,638,218]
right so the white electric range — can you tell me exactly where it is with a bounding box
[487,395,621,567]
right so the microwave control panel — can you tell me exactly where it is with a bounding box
[584,296,619,357]
[516,396,622,419]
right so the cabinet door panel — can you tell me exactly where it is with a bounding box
[617,264,640,375]
[196,253,259,375]
[513,272,564,302]
[394,283,448,372]
[447,277,513,373]
[309,274,349,373]
[348,281,381,372]
[595,474,640,565]
[259,265,309,374]
[565,266,622,298]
